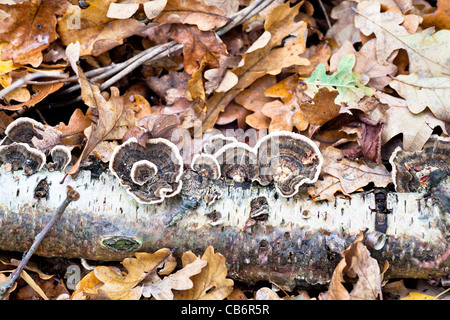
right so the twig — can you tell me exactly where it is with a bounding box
[0,185,80,300]
[0,72,68,99]
[318,0,335,42]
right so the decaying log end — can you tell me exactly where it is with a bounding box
[0,165,449,290]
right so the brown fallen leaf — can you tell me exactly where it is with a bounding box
[291,42,331,77]
[376,92,448,151]
[327,233,383,300]
[299,88,340,126]
[67,69,123,176]
[421,0,450,31]
[171,24,230,75]
[216,102,251,129]
[57,0,147,56]
[202,2,309,132]
[234,75,276,129]
[0,0,69,67]
[261,74,309,132]
[307,174,350,202]
[0,82,64,111]
[173,246,234,300]
[321,146,392,194]
[153,0,228,31]
[55,108,92,146]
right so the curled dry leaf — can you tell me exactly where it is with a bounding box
[321,146,392,194]
[153,0,228,31]
[327,234,384,300]
[171,24,230,75]
[57,0,147,56]
[67,69,123,176]
[173,246,234,300]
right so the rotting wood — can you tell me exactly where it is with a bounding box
[0,166,448,290]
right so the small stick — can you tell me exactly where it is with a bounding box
[0,73,68,99]
[318,0,335,42]
[0,186,80,300]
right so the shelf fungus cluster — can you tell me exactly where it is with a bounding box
[108,131,324,204]
[109,137,184,204]
[0,118,71,175]
[192,131,324,198]
[389,135,449,193]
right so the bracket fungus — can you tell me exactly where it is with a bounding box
[0,142,46,175]
[214,142,258,183]
[254,131,323,197]
[389,135,449,193]
[0,117,44,146]
[49,145,72,171]
[109,137,184,204]
[130,160,157,185]
[191,153,220,180]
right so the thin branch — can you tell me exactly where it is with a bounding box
[0,73,68,99]
[0,186,80,300]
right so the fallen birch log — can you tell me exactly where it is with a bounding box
[0,166,448,289]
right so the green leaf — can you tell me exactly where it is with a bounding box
[304,54,374,106]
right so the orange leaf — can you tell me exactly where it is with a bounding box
[0,0,69,67]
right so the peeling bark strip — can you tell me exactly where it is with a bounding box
[0,167,448,289]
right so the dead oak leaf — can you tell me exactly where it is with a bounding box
[321,146,392,194]
[376,92,448,151]
[173,246,234,300]
[307,174,350,202]
[421,0,450,31]
[67,70,123,176]
[299,88,340,126]
[327,234,383,300]
[142,258,207,300]
[202,2,309,132]
[57,0,147,56]
[0,0,69,67]
[153,0,228,31]
[171,24,230,75]
[261,74,308,132]
[234,75,276,130]
[354,1,450,77]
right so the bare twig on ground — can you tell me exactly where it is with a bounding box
[0,186,80,300]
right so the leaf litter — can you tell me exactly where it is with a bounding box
[0,0,448,300]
